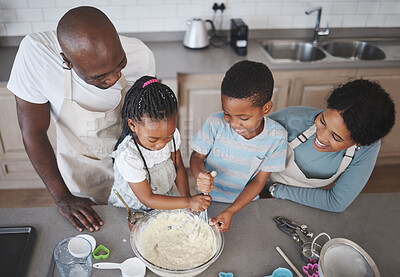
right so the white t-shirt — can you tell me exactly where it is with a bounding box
[7,31,156,120]
[112,129,181,183]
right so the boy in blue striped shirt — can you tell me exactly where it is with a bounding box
[190,60,287,232]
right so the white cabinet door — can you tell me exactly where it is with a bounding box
[0,83,56,189]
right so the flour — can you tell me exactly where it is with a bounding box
[136,211,216,270]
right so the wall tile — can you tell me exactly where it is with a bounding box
[0,24,6,36]
[384,15,400,27]
[138,18,164,32]
[267,15,293,28]
[32,21,57,32]
[151,5,177,18]
[256,3,281,15]
[28,0,55,8]
[113,19,139,33]
[123,5,148,19]
[43,8,68,21]
[16,8,43,22]
[55,0,83,8]
[0,0,28,9]
[332,2,358,14]
[366,15,386,27]
[0,9,16,23]
[6,22,32,35]
[380,2,400,14]
[342,14,368,27]
[357,2,380,14]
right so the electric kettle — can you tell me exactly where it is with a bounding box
[183,18,215,49]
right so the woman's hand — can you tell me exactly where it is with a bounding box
[210,210,234,232]
[196,171,217,194]
[188,194,212,212]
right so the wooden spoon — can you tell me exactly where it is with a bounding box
[113,189,132,217]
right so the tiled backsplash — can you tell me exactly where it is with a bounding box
[1,0,400,37]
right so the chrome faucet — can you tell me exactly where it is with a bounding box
[305,6,329,44]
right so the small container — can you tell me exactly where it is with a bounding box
[53,237,92,277]
[128,209,147,231]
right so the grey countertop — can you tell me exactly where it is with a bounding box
[1,193,399,276]
[1,38,400,82]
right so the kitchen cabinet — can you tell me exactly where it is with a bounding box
[178,68,400,166]
[0,83,56,189]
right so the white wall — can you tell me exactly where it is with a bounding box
[1,0,399,37]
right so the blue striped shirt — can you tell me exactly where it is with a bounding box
[190,112,287,203]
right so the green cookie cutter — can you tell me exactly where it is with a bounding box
[92,244,110,260]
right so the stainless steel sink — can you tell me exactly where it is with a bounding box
[322,41,386,60]
[261,41,326,62]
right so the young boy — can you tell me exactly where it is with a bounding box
[190,60,287,232]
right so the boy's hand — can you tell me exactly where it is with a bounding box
[197,171,217,194]
[210,210,233,232]
[188,194,212,212]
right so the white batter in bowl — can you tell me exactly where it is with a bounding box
[130,209,224,277]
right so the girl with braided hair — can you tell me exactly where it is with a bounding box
[108,76,211,211]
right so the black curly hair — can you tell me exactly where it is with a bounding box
[221,60,274,107]
[327,79,395,146]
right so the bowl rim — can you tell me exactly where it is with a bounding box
[130,209,224,273]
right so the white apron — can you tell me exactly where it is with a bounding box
[55,68,130,204]
[269,125,357,188]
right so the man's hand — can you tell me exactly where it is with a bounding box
[196,171,217,194]
[210,209,234,232]
[56,195,103,232]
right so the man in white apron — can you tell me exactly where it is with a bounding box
[8,7,155,231]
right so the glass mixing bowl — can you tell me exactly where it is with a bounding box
[130,209,224,277]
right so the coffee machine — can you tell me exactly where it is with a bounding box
[230,18,248,56]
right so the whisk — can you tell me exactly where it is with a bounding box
[192,193,209,239]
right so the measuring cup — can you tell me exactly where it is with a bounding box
[53,237,92,277]
[93,257,146,277]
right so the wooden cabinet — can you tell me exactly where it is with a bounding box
[177,68,400,166]
[0,83,57,189]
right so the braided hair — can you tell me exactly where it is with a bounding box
[115,75,178,185]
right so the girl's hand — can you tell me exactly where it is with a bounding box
[188,194,212,212]
[196,171,217,194]
[210,210,233,232]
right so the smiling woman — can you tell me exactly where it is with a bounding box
[265,79,396,212]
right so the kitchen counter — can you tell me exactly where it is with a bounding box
[1,193,399,276]
[1,37,400,82]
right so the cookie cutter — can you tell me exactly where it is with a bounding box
[92,244,110,260]
[219,272,233,277]
[302,263,319,277]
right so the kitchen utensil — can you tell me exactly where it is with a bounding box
[93,257,146,277]
[265,267,293,277]
[75,234,96,255]
[192,193,209,239]
[302,263,318,277]
[92,245,110,260]
[183,18,215,49]
[130,209,224,277]
[274,216,313,238]
[53,237,92,277]
[275,246,303,277]
[274,216,319,262]
[113,189,147,231]
[113,189,132,216]
[311,234,381,277]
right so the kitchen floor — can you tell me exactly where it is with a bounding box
[0,164,399,209]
